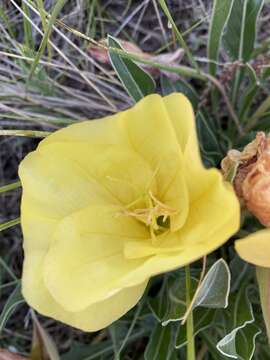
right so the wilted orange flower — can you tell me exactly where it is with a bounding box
[222,132,270,226]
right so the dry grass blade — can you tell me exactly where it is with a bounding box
[27,0,67,80]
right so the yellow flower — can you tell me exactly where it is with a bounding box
[19,93,240,331]
[235,229,270,267]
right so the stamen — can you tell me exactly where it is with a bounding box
[119,190,178,241]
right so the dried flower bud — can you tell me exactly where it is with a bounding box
[222,132,270,226]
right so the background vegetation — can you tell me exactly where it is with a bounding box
[1,0,270,358]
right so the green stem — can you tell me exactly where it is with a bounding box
[0,181,21,193]
[0,218,21,232]
[185,266,195,360]
[245,95,270,132]
[158,0,200,73]
[0,130,51,138]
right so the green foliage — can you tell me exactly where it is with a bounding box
[192,259,230,309]
[223,0,264,62]
[216,286,260,359]
[0,283,24,333]
[28,0,68,80]
[208,0,234,75]
[160,76,199,107]
[108,35,156,102]
[144,323,175,360]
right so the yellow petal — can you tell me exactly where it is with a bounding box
[164,93,218,202]
[23,253,147,331]
[163,93,198,155]
[21,198,147,330]
[32,142,156,208]
[43,205,147,311]
[35,94,189,230]
[122,94,188,230]
[19,148,118,219]
[122,173,240,285]
[235,229,270,267]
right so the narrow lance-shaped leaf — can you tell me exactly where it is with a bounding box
[223,0,264,62]
[108,35,155,102]
[208,0,234,75]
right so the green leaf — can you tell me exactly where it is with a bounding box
[196,111,222,166]
[148,278,169,322]
[22,1,35,49]
[112,300,145,359]
[144,323,174,360]
[208,0,234,75]
[61,328,149,360]
[160,76,199,107]
[175,309,214,349]
[193,259,231,309]
[223,0,264,62]
[0,283,24,333]
[161,276,198,325]
[230,255,252,293]
[216,286,256,359]
[236,324,261,360]
[108,35,155,102]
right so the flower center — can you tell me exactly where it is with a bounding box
[120,191,177,241]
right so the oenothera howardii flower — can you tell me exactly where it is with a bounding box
[19,93,240,331]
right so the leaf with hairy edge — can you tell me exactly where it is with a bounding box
[193,259,231,309]
[161,277,197,326]
[108,35,155,102]
[223,0,264,62]
[236,324,261,360]
[216,286,257,359]
[162,260,230,327]
[208,0,234,75]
